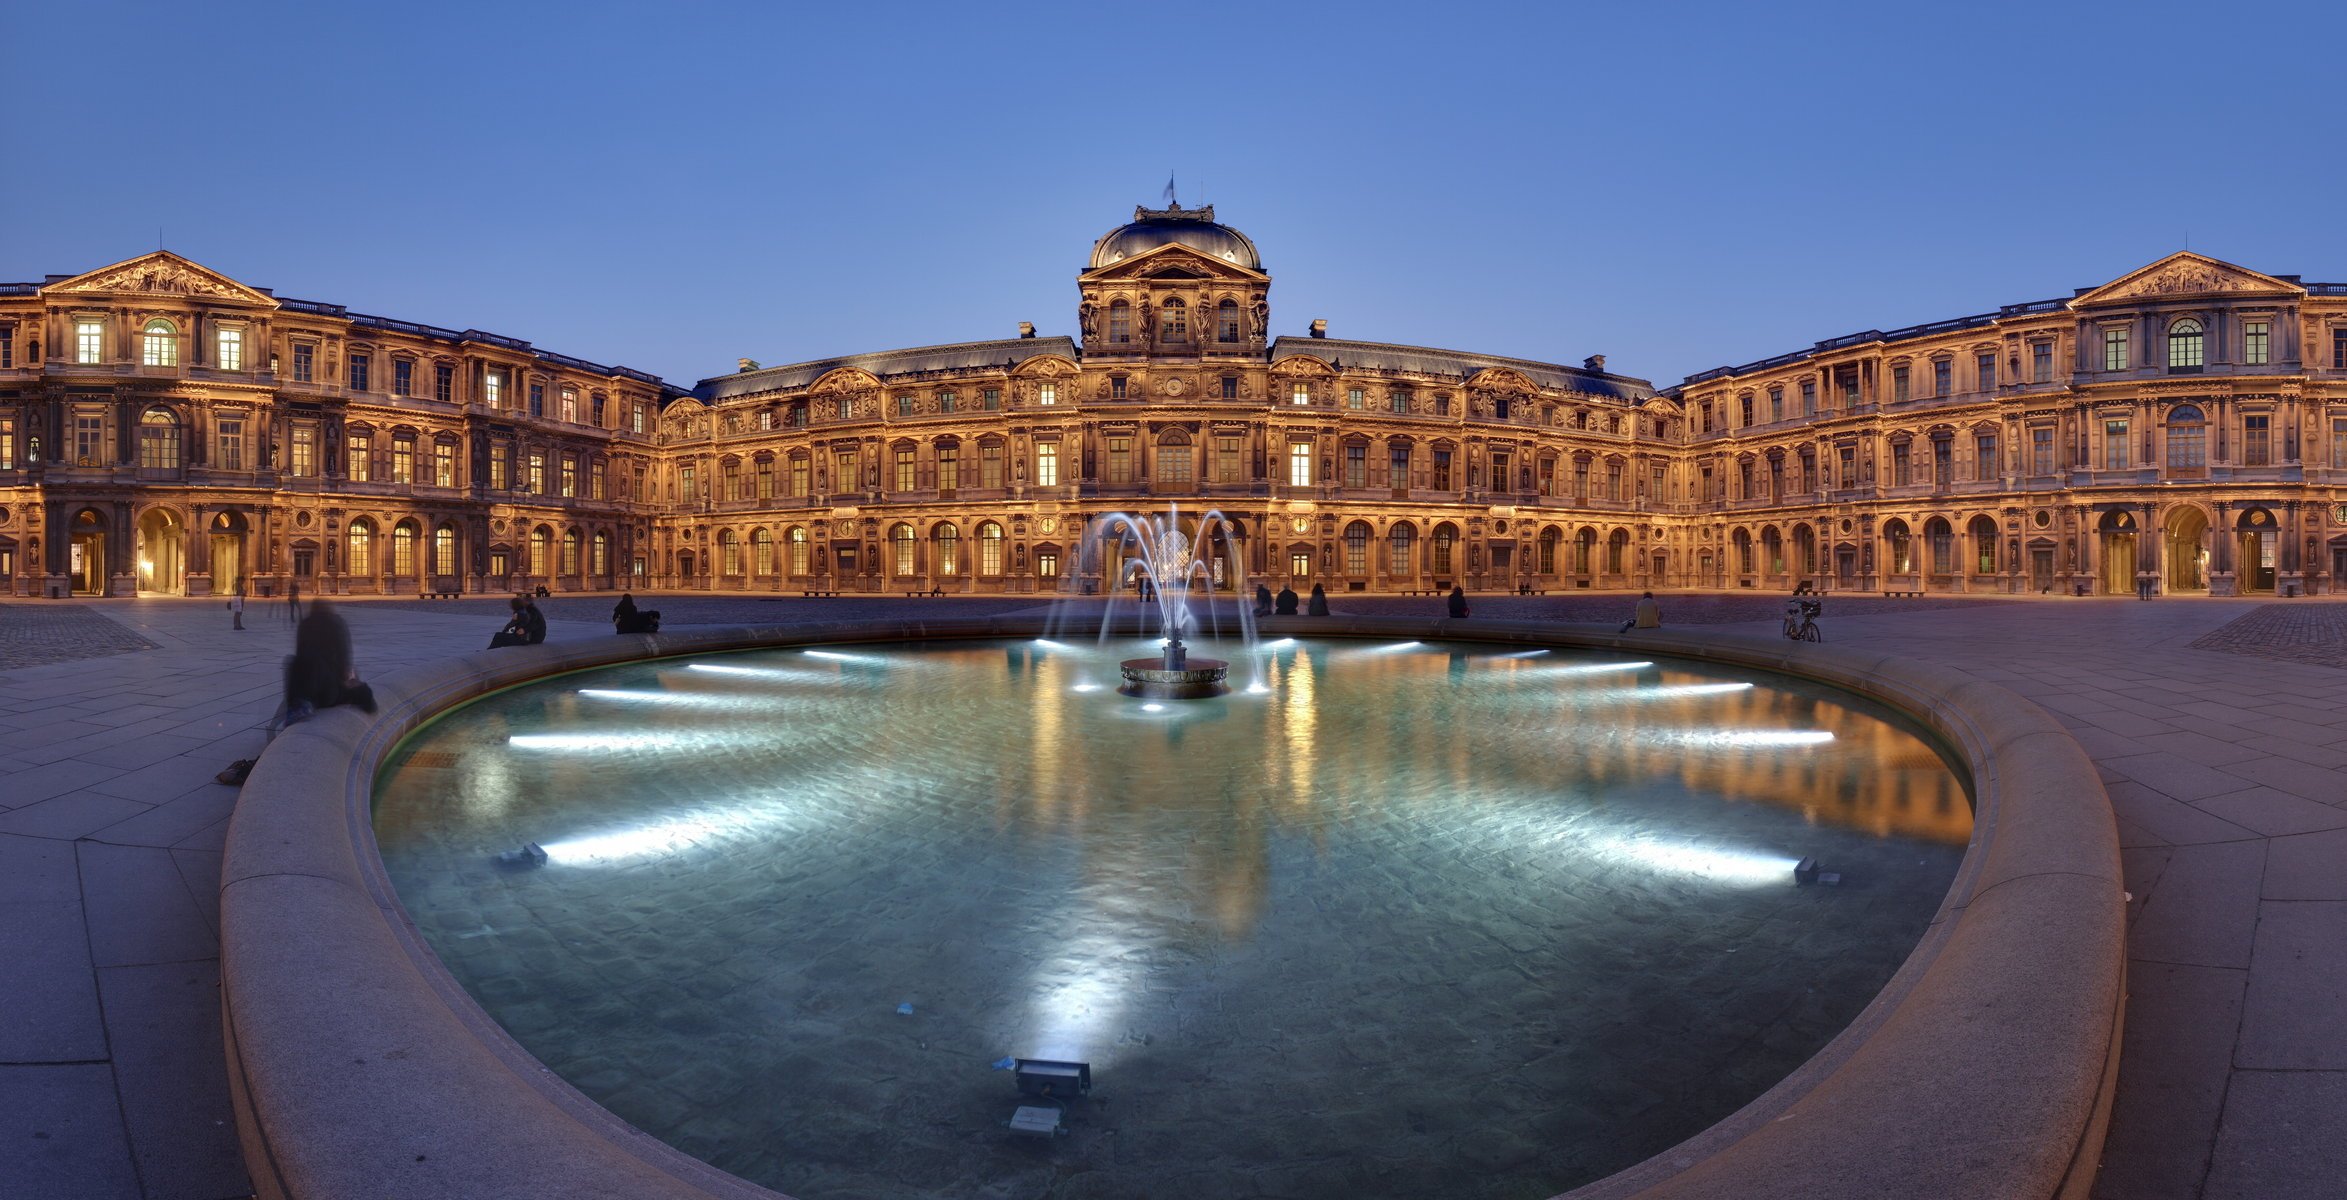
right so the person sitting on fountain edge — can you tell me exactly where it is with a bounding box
[1254,583,1274,617]
[1619,591,1661,633]
[1274,583,1298,615]
[1446,584,1470,618]
[1307,582,1330,616]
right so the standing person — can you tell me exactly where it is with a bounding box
[229,589,245,631]
[1620,591,1661,633]
[2136,573,2154,601]
[1306,583,1330,616]
[283,601,375,723]
[1274,583,1298,615]
[285,578,301,625]
[613,592,639,634]
[1446,584,1470,618]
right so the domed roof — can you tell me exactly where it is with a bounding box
[1088,204,1262,271]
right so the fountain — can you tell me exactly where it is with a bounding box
[1079,507,1253,698]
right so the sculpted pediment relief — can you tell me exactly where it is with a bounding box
[45,251,276,306]
[1080,242,1267,282]
[2074,252,2302,306]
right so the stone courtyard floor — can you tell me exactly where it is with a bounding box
[2,591,2343,1199]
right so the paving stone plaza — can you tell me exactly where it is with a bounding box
[1,592,2343,1198]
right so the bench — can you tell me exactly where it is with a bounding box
[800,589,841,598]
[1881,589,1923,598]
[902,587,946,598]
[418,590,463,600]
[1514,588,1548,597]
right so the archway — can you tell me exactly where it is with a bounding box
[2235,508,2278,594]
[2164,507,2208,592]
[137,508,185,594]
[210,511,250,596]
[71,509,110,595]
[2097,510,2138,596]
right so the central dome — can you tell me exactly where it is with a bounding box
[1088,204,1262,270]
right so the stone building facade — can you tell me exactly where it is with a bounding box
[3,213,2343,598]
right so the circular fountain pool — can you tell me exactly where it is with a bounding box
[373,637,1970,1200]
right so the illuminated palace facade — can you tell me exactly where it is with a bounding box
[2,212,2345,598]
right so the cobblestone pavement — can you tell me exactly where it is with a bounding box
[2,594,2343,1199]
[2189,603,2347,671]
[0,602,160,670]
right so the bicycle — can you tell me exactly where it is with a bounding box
[1782,599,1823,643]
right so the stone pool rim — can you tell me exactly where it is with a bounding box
[219,615,2123,1200]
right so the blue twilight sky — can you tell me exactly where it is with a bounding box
[8,1,2345,391]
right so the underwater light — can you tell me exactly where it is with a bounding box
[1368,641,1422,653]
[1245,682,1271,694]
[1142,703,1166,712]
[803,649,877,662]
[540,816,729,863]
[1499,648,1551,658]
[1033,638,1069,649]
[508,732,706,752]
[1597,836,1799,886]
[1548,660,1653,675]
[1713,730,1836,748]
[1071,683,1101,693]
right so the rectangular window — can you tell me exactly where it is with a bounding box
[2104,328,2130,371]
[1345,444,1366,487]
[1391,447,1411,488]
[1109,377,1126,400]
[1432,449,1453,490]
[1038,383,1056,406]
[2031,343,2052,383]
[828,452,854,491]
[216,327,244,370]
[791,457,811,496]
[634,403,648,433]
[76,319,104,364]
[593,394,608,425]
[2031,427,2055,476]
[292,343,315,382]
[2330,330,2347,369]
[1159,441,1192,483]
[434,364,455,403]
[0,417,11,470]
[529,452,546,495]
[680,463,697,502]
[1768,387,1783,421]
[1288,441,1312,487]
[1036,442,1059,485]
[981,444,1004,488]
[2244,321,2269,366]
[2243,414,2271,466]
[1215,436,1243,483]
[1390,389,1410,415]
[2105,419,2132,470]
[1800,381,1816,416]
[1933,360,1951,396]
[73,412,105,465]
[938,391,956,413]
[347,433,372,481]
[1346,387,1364,410]
[897,394,916,416]
[591,463,606,500]
[1891,441,1912,486]
[1492,451,1511,491]
[391,436,415,484]
[1292,382,1310,406]
[1837,445,1856,488]
[1220,376,1238,399]
[1976,352,1996,390]
[348,353,370,392]
[434,441,455,487]
[1933,439,1952,486]
[983,388,1001,411]
[555,455,573,497]
[1892,365,1910,402]
[1,325,13,368]
[1607,461,1624,501]
[290,425,315,476]
[487,371,506,408]
[394,359,413,396]
[1738,395,1753,425]
[1974,433,1998,481]
[895,447,917,491]
[489,446,509,491]
[1574,458,1590,499]
[216,418,244,471]
[1106,437,1135,484]
[758,457,777,498]
[2333,417,2347,467]
[559,388,577,423]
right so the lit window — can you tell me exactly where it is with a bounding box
[137,408,180,469]
[1215,436,1243,483]
[290,425,316,476]
[529,452,546,494]
[560,388,578,423]
[1289,441,1313,487]
[979,523,1004,575]
[937,524,959,575]
[980,444,1003,488]
[391,435,415,483]
[754,528,774,575]
[1292,382,1310,405]
[347,521,373,575]
[895,447,916,491]
[292,343,315,382]
[892,524,916,576]
[393,524,417,576]
[789,527,810,575]
[2244,321,2269,366]
[76,319,104,364]
[141,320,177,367]
[560,456,577,497]
[434,441,456,487]
[434,527,457,576]
[1038,382,1057,406]
[2168,319,2204,370]
[1217,300,1240,343]
[936,445,958,491]
[486,370,505,407]
[216,327,244,371]
[216,418,245,470]
[1036,443,1059,485]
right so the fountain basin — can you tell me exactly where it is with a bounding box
[1117,654,1228,697]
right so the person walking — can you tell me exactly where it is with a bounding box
[1446,584,1470,618]
[229,589,245,631]
[1619,591,1661,633]
[285,578,302,625]
[1306,583,1330,616]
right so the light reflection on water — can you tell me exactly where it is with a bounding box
[375,638,1970,1200]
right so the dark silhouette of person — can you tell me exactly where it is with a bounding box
[1307,583,1329,616]
[1446,585,1470,618]
[1274,584,1298,615]
[613,592,638,633]
[284,601,374,721]
[490,597,530,648]
[1254,584,1274,617]
[522,597,547,644]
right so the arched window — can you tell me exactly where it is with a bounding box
[393,522,419,577]
[978,522,1004,575]
[892,523,917,576]
[2168,318,2204,369]
[1217,299,1240,343]
[1161,297,1187,342]
[1732,527,1754,574]
[1108,300,1131,344]
[1925,517,1954,574]
[1883,518,1913,575]
[753,527,774,575]
[561,530,581,576]
[1538,526,1561,574]
[1606,529,1631,574]
[1969,515,1999,574]
[347,520,374,577]
[140,319,178,367]
[592,532,610,577]
[936,523,960,575]
[433,526,457,577]
[2167,403,2206,469]
[528,526,551,577]
[1760,526,1784,575]
[1431,524,1457,575]
[788,526,810,576]
[1791,525,1817,576]
[1345,521,1371,576]
[1388,522,1417,576]
[137,408,181,469]
[719,529,741,576]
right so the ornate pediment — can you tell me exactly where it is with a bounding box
[1080,241,1266,282]
[43,252,277,306]
[2073,252,2302,307]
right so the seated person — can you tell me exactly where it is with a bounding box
[1274,585,1299,615]
[489,598,531,648]
[283,602,375,721]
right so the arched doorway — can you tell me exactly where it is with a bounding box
[209,511,249,596]
[2236,508,2279,594]
[2098,510,2138,596]
[70,509,109,595]
[137,508,185,594]
[2165,507,2208,593]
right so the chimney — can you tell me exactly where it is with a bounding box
[1309,319,1327,339]
[1017,321,1036,339]
[1583,354,1606,372]
[737,358,759,373]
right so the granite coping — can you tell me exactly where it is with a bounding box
[218,615,2124,1200]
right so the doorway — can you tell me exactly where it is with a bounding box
[70,509,109,595]
[2235,509,2278,594]
[209,511,249,596]
[2164,507,2208,592]
[2098,511,2138,595]
[137,508,184,594]
[2030,546,2056,593]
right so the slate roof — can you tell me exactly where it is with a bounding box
[696,337,1080,401]
[1268,337,1655,401]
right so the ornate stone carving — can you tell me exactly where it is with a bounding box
[54,255,266,302]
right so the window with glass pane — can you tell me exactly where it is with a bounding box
[892,525,916,575]
[218,327,247,370]
[1109,301,1130,343]
[1389,526,1415,574]
[980,524,1003,574]
[392,436,415,483]
[141,321,177,367]
[2105,420,2130,469]
[1974,433,1998,480]
[1800,381,1816,415]
[2243,414,2270,466]
[593,394,608,425]
[346,522,372,575]
[1390,446,1410,487]
[217,419,244,470]
[1217,300,1240,343]
[1932,361,1950,395]
[429,442,452,487]
[983,389,1001,411]
[1432,528,1454,574]
[1288,442,1312,487]
[1344,523,1369,575]
[789,528,809,575]
[344,433,370,481]
[288,426,314,476]
[349,354,370,391]
[136,409,179,468]
[1110,377,1127,400]
[2167,405,2206,468]
[897,395,915,416]
[558,389,576,422]
[1159,440,1192,483]
[2168,320,2204,369]
[1892,366,1910,402]
[529,453,546,494]
[1347,388,1364,410]
[1345,444,1366,487]
[592,463,606,500]
[889,448,912,492]
[1038,383,1056,406]
[1161,299,1186,341]
[486,371,505,407]
[291,343,314,381]
[1036,443,1058,485]
[2331,417,2347,466]
[593,533,609,577]
[434,364,454,402]
[2103,328,2129,371]
[1891,442,1911,485]
[1975,353,1995,390]
[979,444,1003,488]
[392,360,412,396]
[2031,427,2054,475]
[75,320,104,364]
[395,525,418,576]
[1107,437,1132,484]
[435,528,456,576]
[489,447,509,490]
[2031,343,2052,383]
[1574,459,1590,499]
[1932,438,1952,485]
[2243,321,2269,365]
[936,526,959,575]
[1432,449,1452,490]
[1291,382,1309,405]
[561,457,577,497]
[1390,390,1410,414]
[1215,436,1242,482]
[754,530,774,575]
